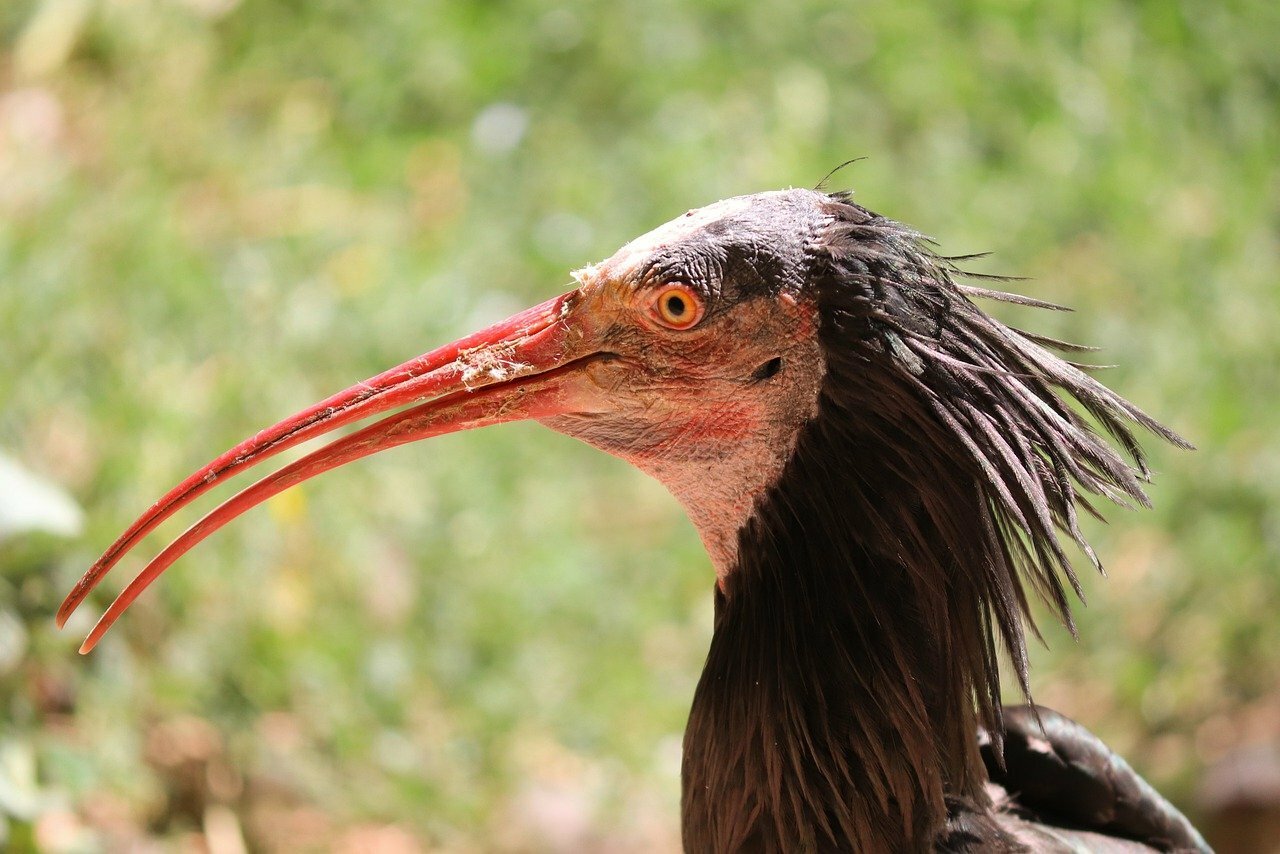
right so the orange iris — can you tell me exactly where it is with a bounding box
[650,284,705,330]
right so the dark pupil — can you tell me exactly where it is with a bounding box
[665,295,686,317]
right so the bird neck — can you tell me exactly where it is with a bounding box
[681,394,995,852]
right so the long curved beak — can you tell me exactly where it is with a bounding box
[60,287,606,653]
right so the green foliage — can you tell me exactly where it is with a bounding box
[1,0,1277,849]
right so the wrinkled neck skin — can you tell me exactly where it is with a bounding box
[542,332,827,584]
[637,401,818,582]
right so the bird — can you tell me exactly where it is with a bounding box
[59,187,1211,852]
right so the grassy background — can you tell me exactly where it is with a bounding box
[1,0,1277,850]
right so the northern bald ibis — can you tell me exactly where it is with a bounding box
[60,189,1210,852]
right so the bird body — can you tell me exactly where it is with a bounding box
[62,188,1209,852]
[980,707,1209,852]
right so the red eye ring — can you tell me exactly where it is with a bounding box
[649,284,705,330]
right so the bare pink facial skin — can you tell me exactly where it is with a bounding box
[542,269,823,581]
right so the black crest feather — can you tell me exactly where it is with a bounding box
[682,190,1190,851]
[815,191,1189,705]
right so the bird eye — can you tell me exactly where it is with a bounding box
[650,284,705,330]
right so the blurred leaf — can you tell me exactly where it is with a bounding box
[0,740,41,821]
[0,453,83,542]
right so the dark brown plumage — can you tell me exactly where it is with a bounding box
[682,191,1202,852]
[62,187,1209,852]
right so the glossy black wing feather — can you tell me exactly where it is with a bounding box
[981,705,1212,852]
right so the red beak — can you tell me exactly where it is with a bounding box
[59,288,605,653]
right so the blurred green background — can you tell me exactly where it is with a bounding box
[1,0,1277,851]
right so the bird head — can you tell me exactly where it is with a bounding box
[60,188,1184,673]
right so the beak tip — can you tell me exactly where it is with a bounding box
[65,288,585,651]
[55,596,80,629]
